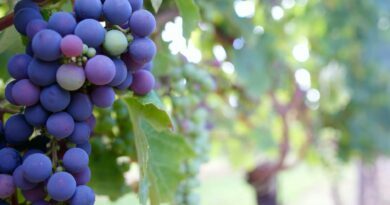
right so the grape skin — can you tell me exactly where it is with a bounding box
[26,19,47,39]
[75,19,106,48]
[32,29,62,61]
[85,55,116,85]
[48,11,77,36]
[63,148,89,173]
[12,79,40,106]
[74,0,102,20]
[27,59,60,86]
[68,122,91,145]
[5,80,18,105]
[130,70,155,95]
[14,8,43,34]
[47,172,77,201]
[24,104,49,127]
[129,0,143,11]
[108,58,128,86]
[129,9,156,37]
[7,54,31,80]
[56,64,86,91]
[116,72,133,90]
[66,93,93,122]
[61,35,83,57]
[69,185,95,205]
[73,167,91,185]
[0,147,21,174]
[103,30,128,56]
[12,166,37,190]
[77,143,92,155]
[22,149,44,161]
[46,112,75,139]
[0,174,15,199]
[22,184,46,202]
[4,114,33,145]
[22,153,52,183]
[129,38,156,64]
[40,84,71,112]
[103,0,132,25]
[14,0,39,13]
[90,86,116,108]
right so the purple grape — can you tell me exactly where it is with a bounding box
[4,114,33,145]
[0,147,21,174]
[73,167,91,185]
[66,93,93,122]
[121,51,144,71]
[85,115,96,130]
[141,61,153,71]
[68,122,91,145]
[69,185,95,205]
[32,29,62,61]
[129,9,155,37]
[5,80,17,105]
[14,0,39,13]
[26,41,34,56]
[26,19,47,39]
[60,35,83,57]
[108,59,128,86]
[22,184,46,202]
[14,8,43,34]
[130,69,155,95]
[11,79,40,106]
[76,143,91,155]
[47,172,76,201]
[56,64,86,91]
[48,11,76,36]
[129,0,143,11]
[27,58,60,86]
[75,19,106,48]
[7,54,31,79]
[40,84,71,112]
[85,55,116,85]
[90,86,115,108]
[46,112,75,139]
[22,149,44,161]
[74,0,102,20]
[12,166,37,190]
[62,148,89,173]
[22,153,52,183]
[103,0,132,25]
[24,104,49,127]
[116,72,133,90]
[0,174,15,198]
[129,38,156,64]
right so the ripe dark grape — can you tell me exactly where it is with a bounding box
[130,69,155,95]
[12,79,40,106]
[75,19,106,48]
[12,166,37,190]
[22,184,46,202]
[90,86,115,108]
[129,38,156,64]
[121,51,144,71]
[66,93,93,121]
[142,61,153,71]
[73,167,91,185]
[7,54,31,80]
[22,153,52,183]
[69,185,95,205]
[68,122,91,145]
[129,9,156,37]
[27,58,60,86]
[129,0,143,11]
[63,148,89,173]
[77,142,92,155]
[85,55,116,85]
[4,114,33,145]
[14,0,40,13]
[116,72,133,90]
[46,112,75,139]
[5,80,18,105]
[0,174,15,198]
[74,0,102,20]
[60,35,83,57]
[40,84,71,112]
[48,11,77,36]
[22,149,44,161]
[14,8,43,34]
[24,104,50,127]
[0,148,21,174]
[56,64,86,91]
[32,29,62,61]
[47,172,76,201]
[26,19,47,39]
[109,59,128,86]
[103,0,132,25]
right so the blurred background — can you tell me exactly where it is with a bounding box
[1,0,390,205]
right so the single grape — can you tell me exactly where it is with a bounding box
[76,143,91,155]
[28,135,50,152]
[12,79,40,106]
[12,166,37,190]
[46,112,74,139]
[22,183,46,202]
[0,174,15,199]
[22,153,52,183]
[75,19,106,48]
[26,19,47,39]
[116,72,133,90]
[129,9,156,37]
[32,29,62,61]
[141,61,153,71]
[121,51,144,70]
[103,30,128,56]
[63,148,89,173]
[68,122,91,145]
[40,84,71,112]
[0,147,21,174]
[69,185,95,205]
[60,35,83,57]
[85,55,116,85]
[4,114,33,145]
[5,80,18,105]
[14,8,43,34]
[90,86,115,108]
[87,47,96,57]
[24,104,49,127]
[27,58,60,86]
[7,54,31,79]
[48,11,76,36]
[14,0,39,13]
[74,0,102,20]
[22,149,44,161]
[129,0,143,11]
[66,93,93,121]
[47,172,77,201]
[109,59,128,86]
[73,167,91,185]
[129,38,156,64]
[103,0,132,25]
[56,64,86,91]
[130,69,155,95]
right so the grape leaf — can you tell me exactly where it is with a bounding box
[125,92,194,205]
[175,0,200,39]
[150,0,163,12]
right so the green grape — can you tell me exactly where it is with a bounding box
[87,47,96,58]
[103,30,128,56]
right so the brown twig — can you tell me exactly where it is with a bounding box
[0,13,14,32]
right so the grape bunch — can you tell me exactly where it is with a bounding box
[0,0,156,204]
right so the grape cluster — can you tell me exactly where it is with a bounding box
[0,0,156,204]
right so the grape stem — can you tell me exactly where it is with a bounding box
[51,138,58,169]
[11,193,18,205]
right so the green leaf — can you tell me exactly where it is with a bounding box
[175,0,200,39]
[150,0,163,12]
[125,93,194,205]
